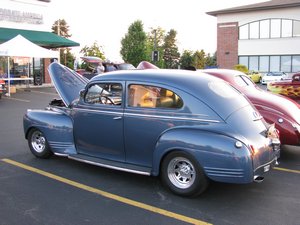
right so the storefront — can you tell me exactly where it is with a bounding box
[0,0,79,86]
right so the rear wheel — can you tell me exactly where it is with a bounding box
[28,128,53,158]
[161,151,209,197]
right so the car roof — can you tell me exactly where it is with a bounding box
[90,69,220,95]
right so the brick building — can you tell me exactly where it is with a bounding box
[207,0,300,75]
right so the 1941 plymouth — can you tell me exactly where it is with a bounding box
[23,63,280,196]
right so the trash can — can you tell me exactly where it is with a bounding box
[34,73,42,85]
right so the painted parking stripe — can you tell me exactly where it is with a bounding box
[274,167,300,174]
[1,158,211,225]
[4,97,30,102]
[30,90,58,96]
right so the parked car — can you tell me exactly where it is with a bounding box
[202,69,300,146]
[261,71,287,84]
[23,63,280,197]
[247,71,262,83]
[267,73,300,103]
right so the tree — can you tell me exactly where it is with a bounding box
[80,41,105,59]
[120,20,148,67]
[163,29,180,69]
[193,50,206,69]
[51,19,74,67]
[205,52,217,68]
[180,50,194,69]
[51,19,71,38]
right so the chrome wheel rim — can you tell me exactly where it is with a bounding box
[31,130,46,153]
[167,157,196,189]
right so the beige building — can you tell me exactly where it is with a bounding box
[207,0,300,74]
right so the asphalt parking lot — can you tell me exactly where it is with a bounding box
[0,86,299,225]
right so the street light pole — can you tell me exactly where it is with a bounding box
[64,49,67,65]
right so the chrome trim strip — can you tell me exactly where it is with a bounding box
[125,113,221,123]
[54,153,69,157]
[74,107,221,123]
[68,156,151,176]
[74,108,123,116]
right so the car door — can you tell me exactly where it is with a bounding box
[124,82,186,167]
[72,81,125,162]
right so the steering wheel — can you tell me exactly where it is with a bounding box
[100,96,115,105]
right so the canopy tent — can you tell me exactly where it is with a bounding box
[0,35,59,96]
[0,27,80,48]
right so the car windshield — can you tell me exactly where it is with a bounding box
[269,72,283,76]
[234,75,255,87]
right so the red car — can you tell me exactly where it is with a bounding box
[202,69,300,146]
[267,73,300,103]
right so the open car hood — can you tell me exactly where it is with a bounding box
[48,62,88,107]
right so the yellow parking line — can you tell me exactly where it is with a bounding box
[1,158,211,225]
[274,167,300,174]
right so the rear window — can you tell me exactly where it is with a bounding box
[128,84,183,109]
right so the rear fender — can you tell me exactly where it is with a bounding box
[152,128,253,183]
[24,109,76,155]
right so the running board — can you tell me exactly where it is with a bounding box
[68,154,152,176]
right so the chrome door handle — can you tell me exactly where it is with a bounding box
[113,116,122,120]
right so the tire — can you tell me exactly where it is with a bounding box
[161,151,209,197]
[27,128,53,158]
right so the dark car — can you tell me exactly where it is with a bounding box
[203,69,300,146]
[23,63,280,197]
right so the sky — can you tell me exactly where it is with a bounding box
[47,0,265,61]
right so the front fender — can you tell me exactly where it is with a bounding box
[23,109,76,155]
[152,128,253,183]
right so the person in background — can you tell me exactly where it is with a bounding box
[96,62,105,74]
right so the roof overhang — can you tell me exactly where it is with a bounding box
[0,27,80,48]
[206,0,300,16]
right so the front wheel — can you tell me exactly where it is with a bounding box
[161,151,209,197]
[28,128,53,158]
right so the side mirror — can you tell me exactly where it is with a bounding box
[79,89,85,99]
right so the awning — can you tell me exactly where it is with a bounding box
[0,27,80,48]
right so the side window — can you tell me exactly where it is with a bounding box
[85,83,122,106]
[128,84,183,109]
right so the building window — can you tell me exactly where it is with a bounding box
[282,19,293,37]
[270,19,281,38]
[292,56,300,72]
[239,19,300,39]
[259,56,269,72]
[249,56,259,71]
[249,21,259,39]
[260,19,270,38]
[239,55,300,73]
[239,24,249,39]
[293,20,300,37]
[239,56,249,68]
[270,56,280,71]
[281,56,292,72]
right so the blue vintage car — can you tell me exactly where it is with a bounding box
[23,62,280,196]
